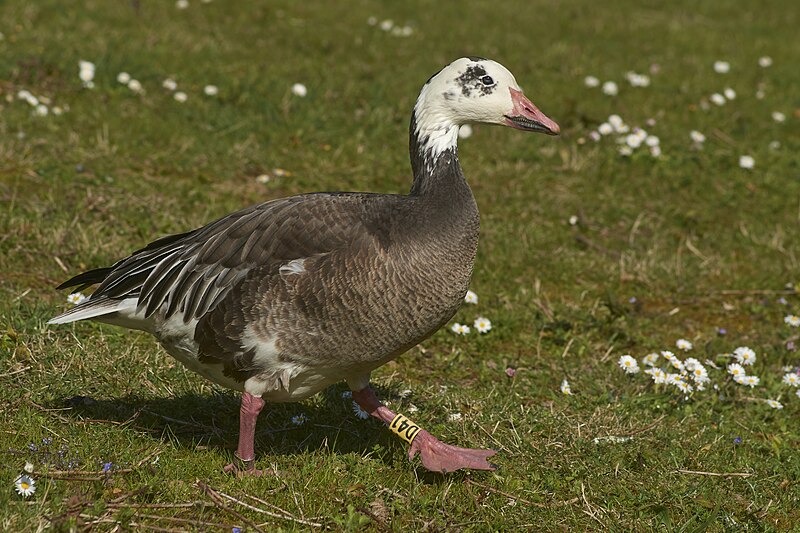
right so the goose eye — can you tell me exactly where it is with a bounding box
[480,75,494,86]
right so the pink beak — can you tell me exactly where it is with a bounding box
[504,87,560,135]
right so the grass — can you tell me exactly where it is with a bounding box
[1,0,799,529]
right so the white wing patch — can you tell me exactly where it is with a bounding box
[279,258,307,276]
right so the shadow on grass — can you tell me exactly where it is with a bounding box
[45,384,466,481]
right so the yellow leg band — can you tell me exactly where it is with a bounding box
[389,413,422,444]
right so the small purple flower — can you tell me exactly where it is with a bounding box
[777,297,788,305]
[505,367,517,378]
[628,297,637,304]
[733,436,742,444]
[717,327,727,336]
[788,341,797,352]
[232,528,242,533]
[102,462,112,472]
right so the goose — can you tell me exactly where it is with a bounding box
[49,57,559,475]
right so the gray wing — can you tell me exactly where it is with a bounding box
[70,192,401,323]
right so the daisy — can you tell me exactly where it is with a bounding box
[464,290,478,304]
[291,83,308,97]
[162,78,178,91]
[723,88,736,100]
[738,155,755,169]
[642,353,659,366]
[116,72,131,84]
[772,111,786,123]
[598,122,613,135]
[651,369,668,384]
[78,60,95,86]
[661,350,675,361]
[727,363,746,378]
[691,366,709,383]
[690,130,706,144]
[584,76,600,88]
[450,323,470,335]
[560,379,572,395]
[458,125,473,139]
[742,375,760,387]
[676,381,693,394]
[601,81,618,96]
[589,131,601,142]
[127,79,143,93]
[782,373,800,387]
[174,91,188,103]
[568,215,579,226]
[448,412,463,422]
[473,317,492,334]
[676,339,693,351]
[713,61,730,73]
[684,358,702,372]
[625,133,643,149]
[758,56,773,68]
[618,355,639,374]
[645,135,660,147]
[291,413,308,425]
[352,401,370,420]
[34,105,48,117]
[14,475,36,497]
[784,315,800,327]
[666,373,683,386]
[203,85,219,96]
[766,399,783,409]
[710,93,726,106]
[379,19,394,31]
[669,358,686,373]
[176,0,189,9]
[67,292,86,305]
[618,146,633,157]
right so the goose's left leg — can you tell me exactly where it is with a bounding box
[352,386,496,473]
[223,392,266,476]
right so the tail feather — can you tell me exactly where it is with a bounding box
[55,267,113,292]
[47,296,134,325]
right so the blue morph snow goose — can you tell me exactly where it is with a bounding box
[50,57,559,475]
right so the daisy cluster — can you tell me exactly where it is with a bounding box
[12,89,67,117]
[366,17,415,37]
[617,336,799,409]
[587,114,662,158]
[450,290,492,335]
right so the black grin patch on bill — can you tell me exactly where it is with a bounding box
[456,65,497,97]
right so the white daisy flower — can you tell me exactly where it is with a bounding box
[650,369,667,384]
[291,83,308,97]
[162,78,178,91]
[691,366,709,383]
[666,373,683,386]
[625,134,643,149]
[473,316,492,334]
[52,106,63,115]
[34,104,48,117]
[784,315,800,327]
[560,379,572,395]
[127,79,143,93]
[676,381,693,394]
[448,412,463,422]
[669,358,686,373]
[352,401,370,419]
[67,292,86,305]
[618,355,639,374]
[661,350,675,361]
[584,76,600,88]
[203,85,219,96]
[738,155,756,169]
[710,93,726,106]
[618,145,633,157]
[782,373,800,387]
[713,61,730,73]
[464,290,478,304]
[723,87,736,100]
[116,72,131,84]
[676,339,693,351]
[458,124,473,139]
[589,131,601,142]
[684,358,701,371]
[756,89,766,99]
[176,0,189,9]
[291,413,308,425]
[733,346,756,365]
[758,56,773,68]
[379,19,394,31]
[772,111,786,123]
[14,475,35,497]
[602,81,618,96]
[642,353,659,366]
[608,114,623,128]
[727,363,746,377]
[450,323,470,335]
[743,375,760,387]
[690,130,706,144]
[645,135,660,147]
[568,215,579,225]
[733,374,748,385]
[174,91,188,103]
[766,399,783,409]
[598,122,613,135]
[78,60,95,74]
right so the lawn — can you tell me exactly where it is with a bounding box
[1,0,799,530]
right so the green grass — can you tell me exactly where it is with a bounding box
[2,0,800,529]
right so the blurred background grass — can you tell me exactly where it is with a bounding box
[1,0,799,530]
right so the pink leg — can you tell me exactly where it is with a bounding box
[223,392,266,477]
[352,387,496,473]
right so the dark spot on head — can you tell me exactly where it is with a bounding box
[442,90,455,100]
[467,56,488,62]
[455,65,497,97]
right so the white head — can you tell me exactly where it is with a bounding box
[412,57,559,163]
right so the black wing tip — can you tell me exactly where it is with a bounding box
[54,267,113,291]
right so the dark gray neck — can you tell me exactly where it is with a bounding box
[408,113,465,198]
